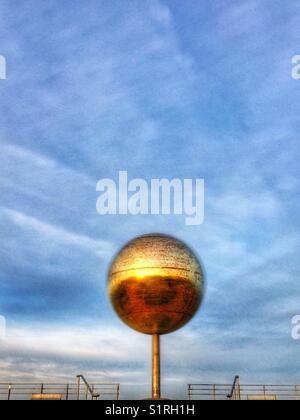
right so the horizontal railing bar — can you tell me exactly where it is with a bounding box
[189,384,300,387]
[189,384,231,386]
[0,383,120,385]
[240,385,300,387]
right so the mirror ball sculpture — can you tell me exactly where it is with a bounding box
[108,234,205,399]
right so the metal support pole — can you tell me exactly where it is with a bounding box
[152,334,161,400]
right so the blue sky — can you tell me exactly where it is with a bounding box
[0,0,300,398]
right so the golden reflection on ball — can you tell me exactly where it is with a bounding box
[108,234,204,335]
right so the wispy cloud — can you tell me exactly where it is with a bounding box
[0,206,113,258]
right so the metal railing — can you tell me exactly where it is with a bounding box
[188,379,300,400]
[188,383,233,400]
[0,378,120,400]
[236,384,300,400]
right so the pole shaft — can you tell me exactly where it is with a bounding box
[152,334,161,400]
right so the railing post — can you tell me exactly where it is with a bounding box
[7,384,12,401]
[117,384,120,400]
[212,384,216,401]
[188,385,191,400]
[66,384,69,401]
[237,378,241,400]
[91,385,94,400]
[77,376,81,401]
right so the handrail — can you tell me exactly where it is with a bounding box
[76,375,100,400]
[0,382,119,400]
[227,376,240,400]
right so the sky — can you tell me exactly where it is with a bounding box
[0,0,300,399]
